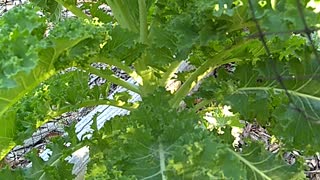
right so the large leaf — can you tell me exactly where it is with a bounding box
[198,47,320,154]
[0,5,55,159]
[231,56,320,154]
[231,142,305,180]
[85,89,303,179]
[0,4,46,89]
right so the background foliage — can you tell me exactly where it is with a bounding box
[0,0,319,179]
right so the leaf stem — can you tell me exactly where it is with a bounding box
[169,39,257,108]
[86,66,142,95]
[54,0,90,19]
[158,139,167,180]
[169,55,243,108]
[91,56,143,85]
[159,61,182,87]
[192,99,213,112]
[170,62,214,108]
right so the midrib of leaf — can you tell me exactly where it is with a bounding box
[226,148,271,180]
[262,164,289,173]
[158,139,167,180]
[237,87,320,102]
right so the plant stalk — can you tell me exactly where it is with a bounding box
[54,0,90,19]
[159,61,182,88]
[91,56,143,85]
[135,0,151,92]
[86,66,141,95]
[138,0,148,44]
[169,57,242,108]
[158,139,167,180]
[192,99,213,112]
[168,39,255,108]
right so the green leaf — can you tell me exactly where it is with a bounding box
[0,55,57,160]
[85,90,213,178]
[248,0,320,40]
[30,0,63,21]
[0,4,46,88]
[11,123,80,180]
[199,52,320,154]
[0,9,108,159]
[100,25,145,66]
[0,166,24,179]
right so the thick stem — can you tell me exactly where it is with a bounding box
[159,61,182,88]
[169,57,242,108]
[169,39,257,108]
[138,0,148,44]
[170,64,215,108]
[135,0,149,81]
[126,0,151,95]
[90,56,143,85]
[86,66,141,95]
